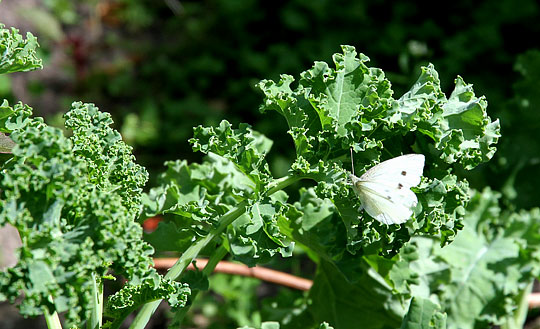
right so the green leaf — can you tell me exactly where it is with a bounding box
[258,74,321,160]
[0,25,42,74]
[105,277,190,328]
[228,195,293,266]
[64,102,149,218]
[0,100,31,132]
[143,221,194,253]
[258,45,392,163]
[142,153,257,253]
[190,120,273,188]
[434,189,526,328]
[393,188,540,329]
[400,297,447,329]
[145,127,292,266]
[391,65,500,169]
[307,259,404,329]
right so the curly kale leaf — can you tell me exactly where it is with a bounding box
[64,102,148,219]
[0,101,175,326]
[142,154,253,253]
[258,45,499,257]
[400,297,447,329]
[391,188,540,329]
[190,120,273,189]
[227,193,294,266]
[105,277,190,328]
[0,25,42,74]
[143,151,292,264]
[259,45,499,169]
[391,65,500,169]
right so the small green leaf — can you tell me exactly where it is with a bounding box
[0,25,42,74]
[400,297,447,329]
[105,277,190,328]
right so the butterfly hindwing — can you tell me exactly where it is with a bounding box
[353,180,418,224]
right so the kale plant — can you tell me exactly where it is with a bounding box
[0,25,189,329]
[138,46,501,328]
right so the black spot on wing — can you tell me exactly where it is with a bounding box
[401,171,407,176]
[398,183,403,189]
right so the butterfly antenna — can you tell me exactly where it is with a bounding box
[350,147,355,176]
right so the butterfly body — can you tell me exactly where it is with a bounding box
[350,154,425,225]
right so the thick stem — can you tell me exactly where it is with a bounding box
[44,310,63,329]
[266,173,302,195]
[88,272,103,329]
[501,280,533,329]
[199,244,230,277]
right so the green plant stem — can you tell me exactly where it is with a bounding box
[164,200,250,282]
[88,272,103,329]
[171,245,229,324]
[200,243,230,276]
[129,173,301,329]
[266,173,302,196]
[44,310,63,329]
[501,280,533,329]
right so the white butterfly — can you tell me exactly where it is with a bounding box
[350,153,425,225]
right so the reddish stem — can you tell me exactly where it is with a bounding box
[153,258,313,291]
[153,258,540,309]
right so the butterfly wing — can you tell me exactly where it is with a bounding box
[353,180,418,224]
[351,154,425,225]
[360,154,425,188]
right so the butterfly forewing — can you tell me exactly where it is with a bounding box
[360,154,424,188]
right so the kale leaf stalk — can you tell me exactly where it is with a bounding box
[44,310,62,329]
[170,245,229,325]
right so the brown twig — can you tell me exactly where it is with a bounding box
[153,258,313,291]
[529,293,540,309]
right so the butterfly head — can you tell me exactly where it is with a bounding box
[348,173,363,191]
